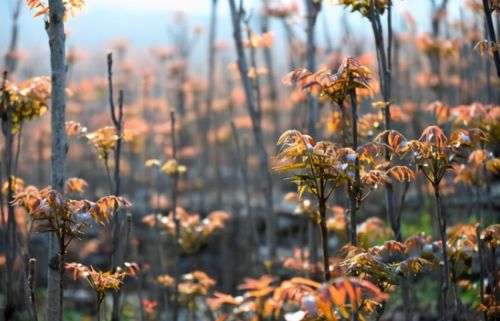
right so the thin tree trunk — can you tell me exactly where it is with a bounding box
[170,110,181,321]
[200,0,218,212]
[27,258,38,321]
[476,225,488,321]
[13,123,23,175]
[229,0,276,259]
[3,85,18,320]
[319,196,330,281]
[367,11,411,320]
[368,0,398,245]
[46,1,67,320]
[96,299,102,321]
[430,0,449,99]
[349,89,359,246]
[231,122,260,267]
[305,0,320,138]
[305,0,321,266]
[434,187,449,321]
[482,0,500,78]
[107,52,126,321]
[4,0,22,74]
[261,0,280,138]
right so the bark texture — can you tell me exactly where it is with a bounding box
[46,1,67,320]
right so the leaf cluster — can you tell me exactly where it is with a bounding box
[383,126,487,186]
[84,126,136,159]
[1,77,50,133]
[65,261,139,303]
[283,57,371,105]
[142,208,230,254]
[274,130,414,201]
[157,271,216,310]
[207,275,388,321]
[12,185,131,251]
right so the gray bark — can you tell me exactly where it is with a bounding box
[46,1,67,321]
[228,0,276,259]
[305,0,320,265]
[2,78,18,320]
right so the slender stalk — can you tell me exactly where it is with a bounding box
[482,0,500,78]
[4,0,22,74]
[214,134,224,208]
[261,0,279,137]
[397,181,410,242]
[46,1,68,320]
[478,141,492,228]
[51,213,68,321]
[199,0,218,211]
[27,258,38,321]
[401,281,411,321]
[13,122,22,175]
[484,20,493,102]
[3,86,18,319]
[96,297,102,321]
[338,104,349,147]
[434,186,449,320]
[104,157,114,194]
[128,215,146,321]
[113,91,123,197]
[170,110,181,321]
[305,0,321,266]
[231,122,259,265]
[476,226,487,321]
[366,8,410,318]
[152,169,168,313]
[229,0,276,259]
[375,302,386,321]
[107,51,125,321]
[349,89,359,246]
[318,192,330,281]
[368,0,399,247]
[398,179,412,321]
[0,162,4,233]
[305,0,320,138]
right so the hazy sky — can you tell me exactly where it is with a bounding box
[84,0,226,12]
[0,0,467,75]
[0,0,238,50]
